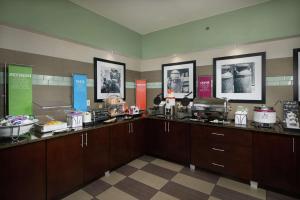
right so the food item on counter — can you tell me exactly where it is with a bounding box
[35,120,68,133]
[45,120,65,125]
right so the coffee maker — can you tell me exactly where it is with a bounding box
[165,90,176,118]
[175,92,193,119]
[148,94,165,116]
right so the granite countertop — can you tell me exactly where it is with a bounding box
[147,116,300,137]
[1,115,300,150]
[0,117,144,150]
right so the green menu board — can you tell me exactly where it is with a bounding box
[8,65,32,115]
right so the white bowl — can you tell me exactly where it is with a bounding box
[0,122,35,138]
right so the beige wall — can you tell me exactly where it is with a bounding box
[141,57,294,120]
[0,48,141,119]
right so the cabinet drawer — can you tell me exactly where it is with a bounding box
[191,143,252,180]
[192,143,252,163]
[191,125,252,147]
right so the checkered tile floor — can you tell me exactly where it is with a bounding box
[63,156,299,200]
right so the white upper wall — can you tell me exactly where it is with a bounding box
[0,25,141,71]
[1,25,299,72]
[141,37,300,72]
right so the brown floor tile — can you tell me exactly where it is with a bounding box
[141,163,177,180]
[211,185,262,200]
[266,191,300,200]
[83,179,111,196]
[115,177,158,200]
[161,181,209,200]
[116,164,138,176]
[139,155,156,162]
[180,167,220,184]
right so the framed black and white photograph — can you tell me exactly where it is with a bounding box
[293,48,300,102]
[213,52,266,103]
[162,60,196,99]
[94,57,125,102]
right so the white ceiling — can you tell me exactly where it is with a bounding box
[69,0,269,35]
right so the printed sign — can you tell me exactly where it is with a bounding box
[8,65,32,115]
[198,76,212,98]
[136,80,146,110]
[73,74,87,112]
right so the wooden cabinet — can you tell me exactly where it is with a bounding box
[253,134,295,194]
[295,138,300,194]
[166,121,189,165]
[145,119,189,164]
[0,142,46,200]
[47,128,110,199]
[145,119,167,158]
[110,119,145,169]
[191,125,252,180]
[47,133,84,200]
[83,127,110,183]
[110,122,131,169]
[130,119,145,159]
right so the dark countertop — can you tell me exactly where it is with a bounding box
[147,116,300,137]
[0,117,144,150]
[1,115,300,150]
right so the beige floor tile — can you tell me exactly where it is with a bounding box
[151,159,183,172]
[208,196,221,200]
[129,170,168,190]
[171,173,215,195]
[63,189,93,200]
[101,171,126,185]
[217,177,266,200]
[151,191,179,200]
[128,159,148,169]
[96,186,138,200]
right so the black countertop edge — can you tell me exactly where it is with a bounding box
[0,117,144,150]
[147,116,300,137]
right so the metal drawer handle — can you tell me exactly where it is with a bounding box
[212,147,225,152]
[132,123,134,133]
[81,134,84,148]
[293,137,295,153]
[211,162,224,168]
[164,122,167,133]
[211,132,224,136]
[85,133,88,147]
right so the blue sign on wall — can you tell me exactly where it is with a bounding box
[73,74,87,112]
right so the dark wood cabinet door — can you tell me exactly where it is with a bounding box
[295,138,300,194]
[145,119,167,158]
[167,121,189,165]
[253,134,295,193]
[47,133,84,200]
[110,122,130,169]
[0,142,46,200]
[130,119,145,159]
[83,127,110,183]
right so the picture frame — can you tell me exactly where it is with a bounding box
[94,57,126,102]
[293,48,300,102]
[162,60,196,99]
[213,52,266,103]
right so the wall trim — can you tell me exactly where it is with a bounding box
[28,74,294,88]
